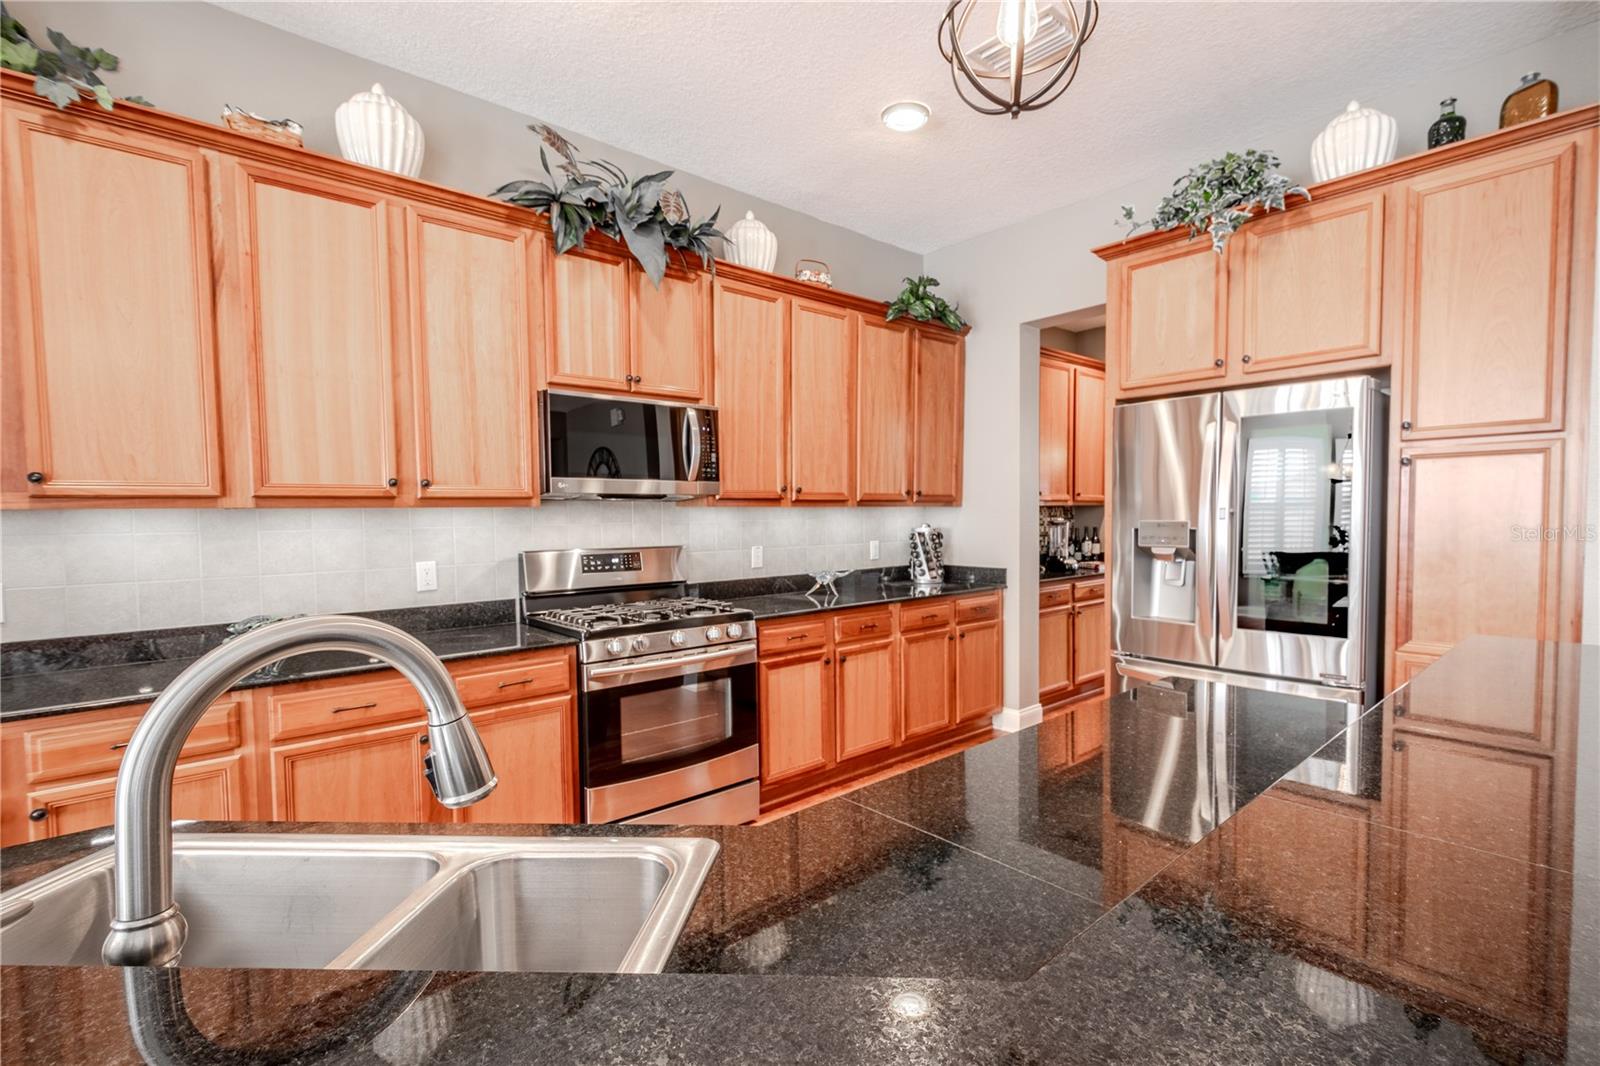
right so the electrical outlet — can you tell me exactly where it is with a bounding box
[750,545,764,570]
[868,539,881,561]
[415,560,438,592]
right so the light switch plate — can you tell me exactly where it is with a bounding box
[868,539,880,561]
[750,545,764,569]
[415,560,438,592]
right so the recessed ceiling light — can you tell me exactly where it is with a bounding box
[881,101,931,133]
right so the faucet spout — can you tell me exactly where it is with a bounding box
[101,615,496,967]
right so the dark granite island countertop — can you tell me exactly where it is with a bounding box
[1,636,1593,1064]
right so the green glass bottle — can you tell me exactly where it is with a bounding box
[1427,98,1466,149]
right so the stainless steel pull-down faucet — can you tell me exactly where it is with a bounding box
[101,615,497,967]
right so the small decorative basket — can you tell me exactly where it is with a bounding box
[794,258,833,288]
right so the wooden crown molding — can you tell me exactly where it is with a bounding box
[1092,103,1599,262]
[0,70,966,338]
[1039,346,1105,371]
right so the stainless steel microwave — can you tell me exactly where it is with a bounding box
[539,390,720,500]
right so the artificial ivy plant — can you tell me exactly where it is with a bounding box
[0,3,147,110]
[886,275,967,331]
[492,124,723,287]
[1118,149,1307,254]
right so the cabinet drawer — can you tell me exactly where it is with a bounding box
[834,610,893,643]
[1074,580,1105,603]
[453,652,570,708]
[23,699,244,785]
[899,600,955,632]
[267,678,423,742]
[1040,586,1074,609]
[956,593,1000,624]
[759,618,829,656]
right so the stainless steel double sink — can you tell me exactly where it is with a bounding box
[0,833,718,973]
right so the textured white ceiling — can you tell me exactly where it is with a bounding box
[218,1,1596,253]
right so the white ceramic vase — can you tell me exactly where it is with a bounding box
[1310,100,1397,182]
[334,83,425,178]
[726,211,777,272]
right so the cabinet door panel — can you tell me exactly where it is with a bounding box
[1399,140,1576,438]
[271,723,426,823]
[238,165,398,496]
[458,695,576,824]
[1395,440,1563,657]
[1071,599,1107,689]
[835,639,897,761]
[1039,605,1074,700]
[1039,358,1073,502]
[631,265,708,400]
[548,246,630,391]
[6,112,221,497]
[25,753,247,842]
[913,331,962,503]
[409,207,537,499]
[900,628,954,739]
[713,280,787,501]
[855,316,914,502]
[955,621,1001,722]
[1071,367,1105,503]
[1115,242,1227,391]
[789,299,854,503]
[1228,794,1368,955]
[1234,190,1384,373]
[759,653,833,783]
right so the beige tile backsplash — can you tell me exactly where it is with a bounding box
[0,503,941,640]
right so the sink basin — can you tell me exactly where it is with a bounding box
[0,833,718,974]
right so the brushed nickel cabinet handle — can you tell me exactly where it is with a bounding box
[109,742,129,751]
[497,677,533,688]
[331,702,378,713]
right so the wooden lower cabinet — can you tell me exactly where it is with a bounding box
[757,592,1001,811]
[1039,579,1108,707]
[1039,601,1074,702]
[21,752,247,843]
[456,695,577,825]
[834,637,897,761]
[271,721,433,824]
[1071,599,1107,689]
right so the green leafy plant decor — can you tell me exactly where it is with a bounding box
[1118,150,1307,254]
[886,275,967,331]
[491,124,723,287]
[1,3,148,110]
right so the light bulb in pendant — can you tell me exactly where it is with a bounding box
[996,0,1040,48]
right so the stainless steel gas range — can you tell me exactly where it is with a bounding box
[519,546,759,825]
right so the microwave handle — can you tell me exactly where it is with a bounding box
[683,407,703,481]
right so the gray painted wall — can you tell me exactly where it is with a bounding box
[926,24,1600,713]
[3,1,921,300]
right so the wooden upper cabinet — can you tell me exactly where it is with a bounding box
[1398,138,1578,439]
[547,244,631,392]
[834,638,897,762]
[3,108,222,498]
[713,278,788,501]
[407,205,538,500]
[1071,366,1105,503]
[788,298,854,503]
[1231,189,1385,374]
[855,316,914,503]
[1394,438,1564,659]
[1039,356,1073,502]
[1114,240,1227,392]
[913,329,963,504]
[631,263,710,400]
[235,163,399,497]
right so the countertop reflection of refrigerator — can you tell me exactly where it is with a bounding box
[1110,375,1386,702]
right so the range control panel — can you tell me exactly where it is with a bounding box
[580,552,642,575]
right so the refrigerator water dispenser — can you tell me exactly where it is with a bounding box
[1133,520,1196,623]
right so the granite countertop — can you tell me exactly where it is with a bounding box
[709,565,1007,623]
[1040,570,1106,586]
[2,636,1592,1065]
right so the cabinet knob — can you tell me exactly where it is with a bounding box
[904,488,912,498]
[1399,456,1411,467]
[779,484,787,493]
[28,808,47,822]
[419,735,430,747]
[25,471,44,484]
[1400,420,1412,431]
[387,477,399,488]
[420,478,432,489]
[822,657,831,665]
[1241,354,1252,364]
[1213,358,1224,368]
[960,632,967,640]
[839,654,847,663]
[1392,738,1407,752]
[794,486,803,495]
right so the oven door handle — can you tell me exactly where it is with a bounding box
[584,643,757,690]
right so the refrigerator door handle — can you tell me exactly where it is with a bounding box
[1214,401,1241,648]
[1193,406,1220,659]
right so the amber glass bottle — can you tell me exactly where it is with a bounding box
[1500,72,1558,128]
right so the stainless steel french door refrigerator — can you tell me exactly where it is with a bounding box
[1110,375,1386,702]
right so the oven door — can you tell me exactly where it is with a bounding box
[581,643,759,823]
